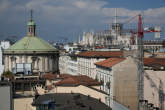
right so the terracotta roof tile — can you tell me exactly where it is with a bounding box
[95,58,125,68]
[144,58,165,67]
[42,73,57,80]
[77,51,123,58]
[95,58,165,68]
[60,74,73,79]
[42,73,72,80]
[54,75,101,86]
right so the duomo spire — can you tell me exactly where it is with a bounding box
[114,8,118,24]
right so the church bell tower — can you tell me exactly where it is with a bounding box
[27,10,36,36]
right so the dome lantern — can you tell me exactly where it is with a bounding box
[27,10,36,37]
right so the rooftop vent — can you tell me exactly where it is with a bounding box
[87,95,90,99]
[98,98,101,102]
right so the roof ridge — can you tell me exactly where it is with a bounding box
[95,57,125,68]
[37,37,55,49]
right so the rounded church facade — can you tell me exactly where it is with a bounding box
[3,11,59,74]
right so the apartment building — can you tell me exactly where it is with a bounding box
[59,55,69,74]
[59,54,78,75]
[95,58,125,101]
[67,58,78,75]
[77,51,123,79]
[92,56,138,110]
[94,57,165,110]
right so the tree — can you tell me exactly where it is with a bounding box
[2,70,14,80]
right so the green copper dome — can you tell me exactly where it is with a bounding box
[5,11,58,54]
[5,36,57,53]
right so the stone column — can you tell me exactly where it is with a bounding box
[14,57,16,71]
[49,56,53,72]
[45,57,49,72]
[42,57,45,73]
[36,58,40,72]
[18,56,22,63]
[7,55,9,71]
[5,55,9,71]
[22,55,26,63]
[10,56,15,72]
[52,56,55,72]
[47,57,49,72]
[38,57,42,72]
[34,59,37,70]
[31,56,37,73]
[25,56,28,63]
[8,56,11,71]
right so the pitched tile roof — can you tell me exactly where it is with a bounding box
[77,51,123,58]
[95,58,125,68]
[42,73,72,80]
[54,75,101,86]
[144,58,165,67]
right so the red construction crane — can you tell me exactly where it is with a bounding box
[135,14,161,110]
[121,14,161,110]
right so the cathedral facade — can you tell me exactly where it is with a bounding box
[79,23,133,48]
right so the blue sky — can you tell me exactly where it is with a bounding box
[0,0,165,42]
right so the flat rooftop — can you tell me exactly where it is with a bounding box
[33,93,111,110]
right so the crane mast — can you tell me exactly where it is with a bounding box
[114,13,161,110]
[137,14,161,110]
[137,14,144,110]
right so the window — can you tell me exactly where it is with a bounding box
[105,97,110,107]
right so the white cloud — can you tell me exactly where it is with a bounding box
[73,1,87,9]
[0,0,165,30]
[73,0,105,10]
[1,0,165,24]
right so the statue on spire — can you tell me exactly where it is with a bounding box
[114,8,118,24]
[30,9,33,21]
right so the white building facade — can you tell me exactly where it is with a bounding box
[96,66,112,95]
[0,47,4,76]
[95,58,125,108]
[77,51,123,79]
[59,55,69,74]
[67,58,78,75]
[59,54,78,75]
[1,41,10,49]
[95,57,141,110]
[78,57,104,79]
[0,41,11,76]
